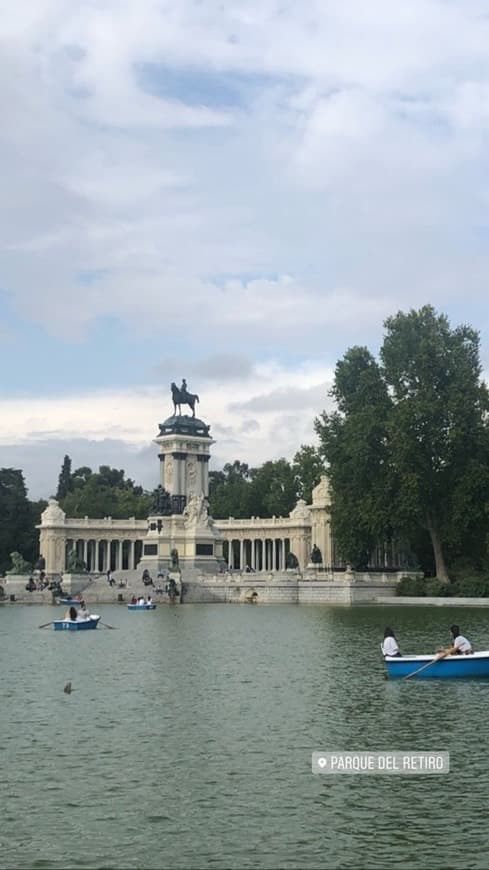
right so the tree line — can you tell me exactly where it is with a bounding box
[2,305,489,587]
[0,448,324,574]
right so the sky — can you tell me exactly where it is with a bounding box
[2,0,489,499]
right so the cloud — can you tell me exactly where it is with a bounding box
[156,354,255,383]
[0,360,330,497]
[3,0,489,492]
[230,382,331,413]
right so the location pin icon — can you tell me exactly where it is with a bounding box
[318,757,327,768]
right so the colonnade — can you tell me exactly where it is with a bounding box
[223,537,291,572]
[68,538,144,573]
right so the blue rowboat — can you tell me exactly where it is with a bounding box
[53,616,100,631]
[385,651,489,679]
[127,603,156,611]
[58,598,84,606]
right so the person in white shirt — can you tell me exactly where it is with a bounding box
[146,596,152,605]
[381,627,401,657]
[439,624,473,656]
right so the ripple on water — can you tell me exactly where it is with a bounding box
[2,604,489,869]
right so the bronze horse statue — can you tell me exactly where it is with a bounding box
[171,382,199,417]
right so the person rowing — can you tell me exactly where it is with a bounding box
[438,624,473,656]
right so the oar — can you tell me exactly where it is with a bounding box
[404,650,450,680]
[39,621,55,629]
[99,621,118,630]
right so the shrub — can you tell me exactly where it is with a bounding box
[451,574,489,597]
[424,577,452,597]
[396,575,426,596]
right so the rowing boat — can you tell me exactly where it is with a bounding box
[385,651,489,679]
[53,616,100,631]
[127,603,156,611]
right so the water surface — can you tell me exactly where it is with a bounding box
[2,603,489,869]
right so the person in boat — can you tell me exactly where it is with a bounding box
[137,596,145,605]
[146,595,153,605]
[130,595,137,604]
[66,605,78,621]
[439,625,473,656]
[77,601,91,620]
[381,627,401,657]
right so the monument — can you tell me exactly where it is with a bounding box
[138,380,225,576]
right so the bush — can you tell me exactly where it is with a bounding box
[424,577,452,597]
[451,574,489,597]
[396,575,426,596]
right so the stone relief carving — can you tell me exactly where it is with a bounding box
[165,456,174,489]
[183,493,212,528]
[289,499,311,521]
[186,458,197,494]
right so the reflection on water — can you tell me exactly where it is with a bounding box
[2,604,489,869]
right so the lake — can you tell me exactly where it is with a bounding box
[2,603,489,869]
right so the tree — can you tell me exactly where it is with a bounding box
[56,455,73,500]
[250,459,297,517]
[292,445,325,503]
[0,469,39,574]
[59,465,152,519]
[381,306,489,582]
[315,347,392,569]
[315,307,489,580]
[208,461,254,519]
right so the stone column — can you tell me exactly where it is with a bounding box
[228,540,233,570]
[251,539,256,571]
[83,540,88,566]
[118,541,123,571]
[130,540,135,570]
[95,540,100,573]
[239,540,244,572]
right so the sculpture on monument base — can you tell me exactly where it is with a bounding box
[7,551,32,575]
[183,493,211,527]
[286,552,299,569]
[152,485,172,516]
[66,549,86,573]
[170,548,180,571]
[310,544,323,565]
[171,380,200,417]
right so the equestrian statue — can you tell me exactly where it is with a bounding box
[171,379,199,417]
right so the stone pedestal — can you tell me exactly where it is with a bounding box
[155,415,214,515]
[139,505,225,576]
[139,411,224,576]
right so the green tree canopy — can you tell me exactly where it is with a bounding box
[0,469,44,574]
[315,306,489,580]
[59,465,152,519]
[292,445,325,504]
[56,455,73,500]
[315,347,393,569]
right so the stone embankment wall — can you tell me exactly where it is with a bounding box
[1,571,408,606]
